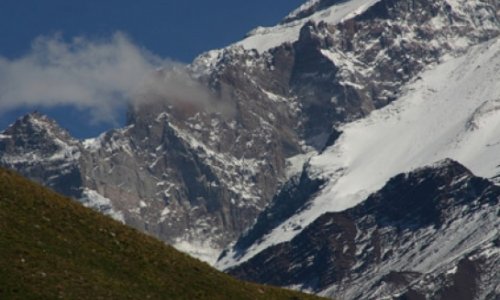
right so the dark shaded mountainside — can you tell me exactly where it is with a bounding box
[0,168,325,300]
[229,160,500,300]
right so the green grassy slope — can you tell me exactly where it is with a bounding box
[0,168,325,300]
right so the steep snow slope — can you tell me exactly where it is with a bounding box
[218,35,500,269]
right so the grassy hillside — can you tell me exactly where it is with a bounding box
[0,168,324,300]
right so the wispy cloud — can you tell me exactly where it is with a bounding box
[0,33,226,125]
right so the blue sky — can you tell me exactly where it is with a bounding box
[0,0,304,138]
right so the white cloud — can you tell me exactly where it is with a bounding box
[0,32,226,125]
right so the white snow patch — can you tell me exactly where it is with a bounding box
[82,135,104,152]
[190,49,225,76]
[80,188,125,223]
[285,151,317,178]
[285,0,322,21]
[173,239,221,265]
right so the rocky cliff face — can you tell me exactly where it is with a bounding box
[228,160,500,300]
[1,0,499,268]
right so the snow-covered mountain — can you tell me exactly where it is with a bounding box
[211,0,500,297]
[218,33,500,269]
[0,2,499,297]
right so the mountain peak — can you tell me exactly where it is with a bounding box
[3,112,76,144]
[0,111,80,167]
[22,111,60,128]
[220,0,381,54]
[0,111,83,198]
[21,110,52,125]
